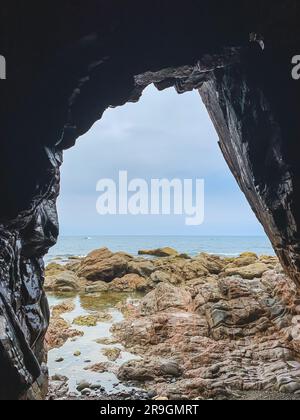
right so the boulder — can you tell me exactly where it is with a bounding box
[44,270,81,292]
[118,358,182,382]
[258,255,279,267]
[109,274,151,292]
[181,260,209,280]
[150,270,182,285]
[77,248,132,282]
[118,359,156,382]
[224,262,269,279]
[140,283,193,315]
[152,257,209,281]
[194,253,225,274]
[128,259,155,277]
[65,260,82,272]
[85,281,109,294]
[45,262,66,277]
[138,247,179,258]
[226,252,258,268]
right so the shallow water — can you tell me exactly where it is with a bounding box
[47,292,143,395]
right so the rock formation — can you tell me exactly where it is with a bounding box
[0,0,300,399]
[45,250,300,399]
[114,265,300,399]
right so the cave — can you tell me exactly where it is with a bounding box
[0,0,300,400]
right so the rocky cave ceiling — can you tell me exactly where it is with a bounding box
[0,0,300,400]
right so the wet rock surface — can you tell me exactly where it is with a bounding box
[46,303,83,351]
[45,270,85,293]
[77,248,132,282]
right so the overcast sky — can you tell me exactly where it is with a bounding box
[58,84,265,236]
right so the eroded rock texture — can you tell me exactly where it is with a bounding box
[0,0,300,399]
[114,267,300,399]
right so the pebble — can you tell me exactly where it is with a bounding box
[160,360,182,377]
[90,383,104,391]
[76,380,91,392]
[81,388,91,396]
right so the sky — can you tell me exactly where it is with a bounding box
[58,84,265,236]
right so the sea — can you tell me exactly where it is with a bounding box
[45,235,275,263]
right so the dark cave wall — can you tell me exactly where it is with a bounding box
[0,153,60,399]
[200,45,300,287]
[0,0,300,399]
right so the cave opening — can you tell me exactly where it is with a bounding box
[44,83,275,397]
[53,84,269,253]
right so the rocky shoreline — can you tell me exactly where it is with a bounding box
[45,247,300,400]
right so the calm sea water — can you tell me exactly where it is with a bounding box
[45,235,275,263]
